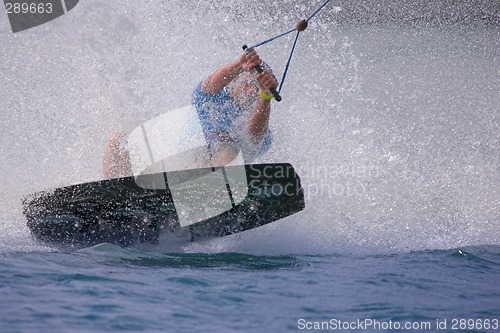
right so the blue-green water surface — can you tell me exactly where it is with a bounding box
[1,244,499,333]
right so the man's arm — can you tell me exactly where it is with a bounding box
[247,70,278,143]
[248,98,271,143]
[201,49,262,94]
[201,61,242,94]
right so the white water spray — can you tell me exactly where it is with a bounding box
[1,0,498,254]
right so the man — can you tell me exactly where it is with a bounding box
[103,49,278,178]
[192,48,279,167]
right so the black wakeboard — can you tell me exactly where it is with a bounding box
[22,163,305,247]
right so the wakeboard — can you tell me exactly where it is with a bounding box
[23,163,305,247]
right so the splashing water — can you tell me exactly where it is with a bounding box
[0,0,498,255]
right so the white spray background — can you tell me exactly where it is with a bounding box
[0,0,498,254]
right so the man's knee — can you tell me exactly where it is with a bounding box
[210,144,239,167]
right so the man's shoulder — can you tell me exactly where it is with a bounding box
[192,83,230,104]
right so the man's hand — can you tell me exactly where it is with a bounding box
[239,49,261,71]
[256,70,278,95]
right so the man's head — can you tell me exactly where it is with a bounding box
[228,62,272,109]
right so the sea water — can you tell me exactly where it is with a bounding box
[0,1,499,332]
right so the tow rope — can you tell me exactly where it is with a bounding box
[243,0,332,101]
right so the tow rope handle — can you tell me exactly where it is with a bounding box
[242,45,282,102]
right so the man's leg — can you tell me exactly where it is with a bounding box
[207,131,240,167]
[102,132,132,179]
[210,145,239,167]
